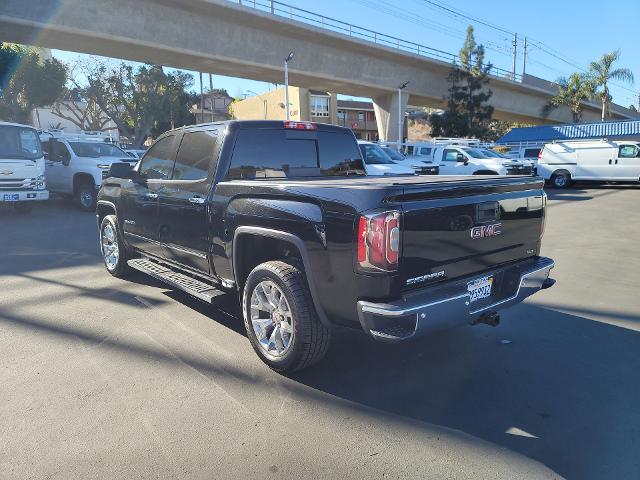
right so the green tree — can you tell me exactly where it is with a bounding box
[0,43,67,123]
[86,62,193,147]
[588,50,634,121]
[429,26,494,139]
[541,73,595,123]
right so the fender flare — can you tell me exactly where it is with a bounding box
[232,226,331,327]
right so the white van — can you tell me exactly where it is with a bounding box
[40,131,136,210]
[538,139,640,188]
[0,122,49,213]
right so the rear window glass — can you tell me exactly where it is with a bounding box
[228,128,364,179]
[318,131,365,176]
[68,142,126,158]
[228,130,319,179]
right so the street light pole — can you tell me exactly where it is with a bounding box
[284,51,295,121]
[397,81,409,150]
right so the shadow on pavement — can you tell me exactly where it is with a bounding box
[289,303,640,480]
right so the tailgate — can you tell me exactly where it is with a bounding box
[399,178,544,291]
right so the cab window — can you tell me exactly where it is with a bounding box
[618,145,639,159]
[172,130,219,181]
[139,136,175,180]
[443,149,458,162]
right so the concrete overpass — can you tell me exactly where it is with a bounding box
[0,0,636,141]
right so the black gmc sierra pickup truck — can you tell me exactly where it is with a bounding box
[97,120,555,372]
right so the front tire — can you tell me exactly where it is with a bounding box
[551,171,571,189]
[100,215,132,278]
[243,260,331,373]
[76,182,97,211]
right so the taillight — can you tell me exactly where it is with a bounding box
[283,121,317,130]
[357,211,400,272]
[538,150,543,161]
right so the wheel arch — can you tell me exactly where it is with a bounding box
[73,172,96,194]
[232,226,330,327]
[473,170,499,175]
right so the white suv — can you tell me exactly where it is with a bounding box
[434,145,533,176]
[41,133,136,210]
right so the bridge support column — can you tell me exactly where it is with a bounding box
[373,92,408,143]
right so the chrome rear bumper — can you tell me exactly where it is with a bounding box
[357,257,555,342]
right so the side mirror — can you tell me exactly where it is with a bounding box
[456,153,467,164]
[109,162,136,179]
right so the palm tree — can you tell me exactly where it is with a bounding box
[589,50,634,121]
[542,73,595,123]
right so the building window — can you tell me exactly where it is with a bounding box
[358,111,365,122]
[311,95,330,117]
[337,110,346,121]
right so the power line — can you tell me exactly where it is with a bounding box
[417,0,514,36]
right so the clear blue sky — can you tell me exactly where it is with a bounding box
[53,0,640,107]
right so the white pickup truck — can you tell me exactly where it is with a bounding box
[0,122,49,213]
[40,131,137,210]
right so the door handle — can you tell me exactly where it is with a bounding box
[609,159,612,164]
[188,196,205,204]
[145,192,158,199]
[615,159,618,164]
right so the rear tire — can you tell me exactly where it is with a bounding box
[76,181,97,211]
[100,215,132,278]
[14,202,33,214]
[242,260,331,373]
[551,171,571,189]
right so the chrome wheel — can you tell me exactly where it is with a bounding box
[553,174,568,187]
[250,280,294,357]
[101,223,119,270]
[80,190,93,208]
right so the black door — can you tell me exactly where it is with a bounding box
[156,129,220,275]
[121,135,176,258]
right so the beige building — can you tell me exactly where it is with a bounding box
[232,86,407,141]
[232,86,338,126]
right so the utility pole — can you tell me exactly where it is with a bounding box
[397,81,409,150]
[209,73,214,122]
[284,51,294,121]
[522,35,527,79]
[199,71,204,123]
[511,32,517,81]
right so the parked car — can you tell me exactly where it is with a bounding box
[97,120,555,372]
[505,145,543,173]
[538,139,640,188]
[124,149,147,159]
[0,121,49,213]
[433,145,533,176]
[357,141,415,176]
[40,131,137,210]
[381,146,439,175]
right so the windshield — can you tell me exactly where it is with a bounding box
[0,125,42,160]
[68,142,126,158]
[480,149,507,159]
[461,147,493,159]
[359,144,395,165]
[382,147,406,161]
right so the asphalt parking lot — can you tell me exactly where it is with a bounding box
[1,186,639,480]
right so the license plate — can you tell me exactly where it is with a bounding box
[468,276,493,303]
[2,194,19,202]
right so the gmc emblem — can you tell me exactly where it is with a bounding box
[471,223,502,239]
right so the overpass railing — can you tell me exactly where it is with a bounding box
[234,0,522,82]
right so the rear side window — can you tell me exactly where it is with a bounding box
[318,131,365,176]
[172,130,219,180]
[524,148,541,158]
[139,135,175,180]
